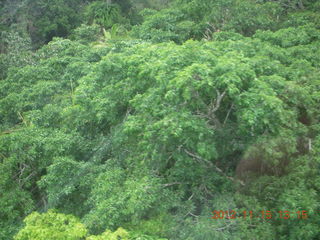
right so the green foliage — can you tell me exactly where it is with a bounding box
[131,8,198,43]
[25,0,86,47]
[0,31,33,79]
[1,0,320,239]
[70,24,102,44]
[38,157,103,216]
[83,167,170,233]
[132,0,284,42]
[85,1,128,29]
[87,227,129,240]
[254,24,320,48]
[14,210,87,240]
[14,210,167,240]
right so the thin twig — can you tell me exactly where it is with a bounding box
[188,193,194,201]
[184,211,199,218]
[213,223,233,231]
[18,112,28,126]
[162,182,182,188]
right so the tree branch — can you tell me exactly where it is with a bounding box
[1,128,23,135]
[209,90,226,114]
[223,103,234,126]
[213,222,234,231]
[205,90,227,128]
[162,182,182,188]
[18,111,28,126]
[184,149,245,186]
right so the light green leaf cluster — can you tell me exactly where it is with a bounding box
[14,210,87,240]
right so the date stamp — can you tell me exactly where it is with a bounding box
[211,210,308,220]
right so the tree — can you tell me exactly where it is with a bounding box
[14,210,87,240]
[1,0,320,239]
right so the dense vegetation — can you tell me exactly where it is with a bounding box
[1,0,320,239]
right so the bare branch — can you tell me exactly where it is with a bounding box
[188,212,199,218]
[184,211,199,218]
[223,103,234,126]
[123,107,131,122]
[202,184,214,197]
[162,182,182,188]
[209,90,226,114]
[213,223,233,231]
[188,193,194,201]
[184,149,245,186]
[184,149,213,167]
[1,128,23,135]
[202,90,227,128]
[18,112,28,126]
[0,152,7,159]
[308,138,312,151]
